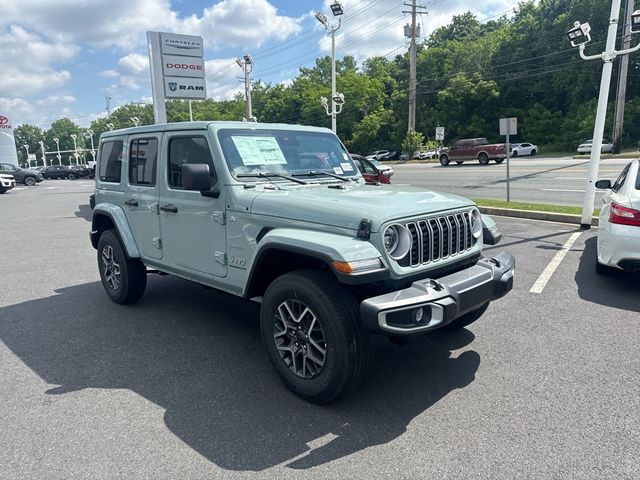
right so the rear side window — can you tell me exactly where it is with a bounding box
[635,161,640,190]
[98,140,123,183]
[167,136,216,189]
[129,138,158,186]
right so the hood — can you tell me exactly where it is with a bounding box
[249,183,475,232]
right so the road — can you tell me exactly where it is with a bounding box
[390,156,631,206]
[1,181,639,479]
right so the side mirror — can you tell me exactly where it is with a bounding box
[181,164,212,191]
[595,179,612,189]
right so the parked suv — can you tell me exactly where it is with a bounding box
[0,173,15,193]
[0,163,43,186]
[91,122,515,402]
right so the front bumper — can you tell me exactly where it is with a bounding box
[0,178,15,189]
[360,252,515,335]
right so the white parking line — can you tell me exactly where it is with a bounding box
[530,231,583,294]
[541,188,585,193]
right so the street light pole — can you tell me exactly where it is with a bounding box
[316,3,344,134]
[23,144,30,168]
[53,137,61,165]
[71,134,78,166]
[87,129,96,164]
[568,4,640,228]
[39,141,47,167]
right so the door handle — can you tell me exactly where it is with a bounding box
[160,204,178,213]
[124,199,138,207]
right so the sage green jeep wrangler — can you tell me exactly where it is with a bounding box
[90,121,514,403]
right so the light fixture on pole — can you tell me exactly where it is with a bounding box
[23,144,30,168]
[53,137,61,165]
[39,140,47,167]
[131,116,140,127]
[70,134,79,166]
[87,129,96,164]
[316,2,345,133]
[106,123,115,131]
[567,2,640,229]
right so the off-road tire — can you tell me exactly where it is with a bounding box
[441,302,490,331]
[97,229,147,304]
[478,153,490,165]
[260,269,369,403]
[439,155,450,166]
[24,176,37,186]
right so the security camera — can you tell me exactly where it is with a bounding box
[631,10,640,33]
[566,21,591,47]
[332,93,345,105]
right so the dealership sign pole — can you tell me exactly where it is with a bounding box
[147,31,206,124]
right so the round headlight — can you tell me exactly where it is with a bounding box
[470,208,482,239]
[383,224,411,260]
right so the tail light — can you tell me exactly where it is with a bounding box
[610,202,640,226]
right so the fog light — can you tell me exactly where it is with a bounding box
[413,307,431,325]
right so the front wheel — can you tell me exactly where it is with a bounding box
[260,269,368,403]
[67,172,76,180]
[439,155,450,166]
[441,302,489,331]
[511,151,518,157]
[478,153,490,165]
[97,229,147,304]
[24,176,37,186]
[530,149,537,156]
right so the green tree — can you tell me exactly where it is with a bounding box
[44,119,85,165]
[402,129,425,159]
[13,124,44,165]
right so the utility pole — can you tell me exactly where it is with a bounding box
[612,0,635,153]
[403,1,426,132]
[236,54,254,121]
[105,96,112,118]
[316,3,345,133]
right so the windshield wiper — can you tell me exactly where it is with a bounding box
[236,172,308,185]
[293,170,351,182]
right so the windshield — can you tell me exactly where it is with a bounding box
[217,128,359,181]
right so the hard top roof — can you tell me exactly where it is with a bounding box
[99,121,333,139]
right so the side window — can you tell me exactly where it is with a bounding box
[612,163,631,193]
[168,136,216,189]
[361,158,377,174]
[129,138,158,186]
[636,162,640,190]
[98,140,123,183]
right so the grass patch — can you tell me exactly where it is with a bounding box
[473,198,600,217]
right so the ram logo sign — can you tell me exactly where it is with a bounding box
[164,77,207,99]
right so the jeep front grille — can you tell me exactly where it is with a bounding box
[400,211,475,267]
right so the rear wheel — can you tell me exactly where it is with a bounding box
[478,153,490,165]
[530,149,537,156]
[439,155,450,166]
[97,229,147,304]
[24,176,37,186]
[495,158,505,164]
[260,269,368,403]
[67,172,76,180]
[442,302,489,331]
[456,161,463,165]
[512,151,518,157]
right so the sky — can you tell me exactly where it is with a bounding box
[0,0,518,129]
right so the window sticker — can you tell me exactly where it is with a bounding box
[340,162,354,172]
[333,166,344,175]
[231,136,287,166]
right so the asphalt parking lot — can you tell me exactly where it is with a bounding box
[1,181,639,479]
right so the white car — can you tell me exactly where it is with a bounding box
[595,159,640,274]
[417,150,439,160]
[511,142,537,157]
[369,158,394,177]
[578,139,613,154]
[366,150,389,161]
[0,173,16,193]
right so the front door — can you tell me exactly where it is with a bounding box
[159,132,227,278]
[122,134,162,260]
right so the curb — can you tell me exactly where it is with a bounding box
[479,206,599,227]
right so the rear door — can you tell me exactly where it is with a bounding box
[123,134,163,260]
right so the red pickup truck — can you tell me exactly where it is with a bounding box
[438,138,507,166]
